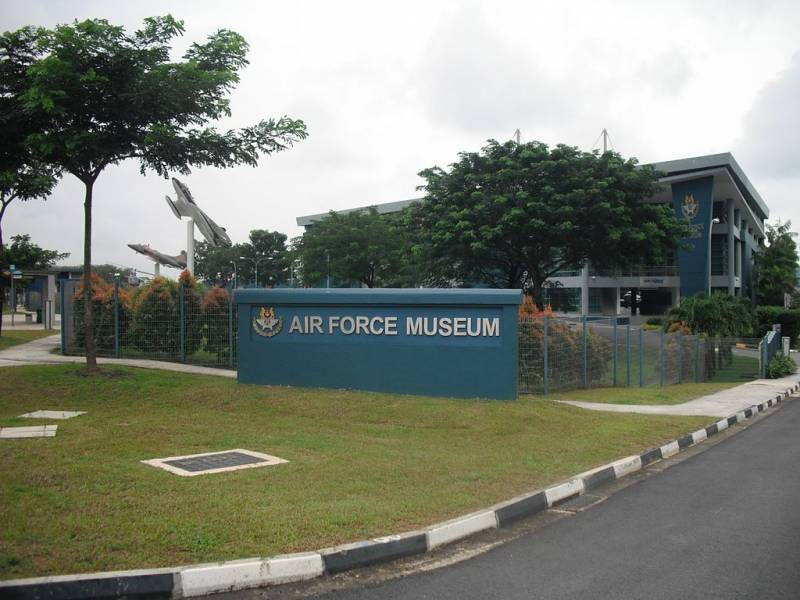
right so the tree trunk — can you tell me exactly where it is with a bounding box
[0,199,7,338]
[83,179,98,372]
[531,279,545,310]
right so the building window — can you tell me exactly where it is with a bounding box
[711,234,728,276]
[543,287,581,312]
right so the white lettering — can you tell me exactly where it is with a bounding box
[385,316,398,335]
[467,318,481,337]
[439,317,452,337]
[369,316,384,335]
[406,317,423,335]
[453,317,467,337]
[482,317,500,337]
[423,317,437,336]
[340,316,355,335]
[356,315,370,335]
[289,315,303,333]
[310,316,323,334]
[329,315,340,334]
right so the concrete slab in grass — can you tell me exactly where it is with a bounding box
[0,425,57,439]
[19,410,86,420]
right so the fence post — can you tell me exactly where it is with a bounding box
[639,328,644,387]
[60,283,66,355]
[179,284,186,363]
[113,275,120,358]
[626,324,631,387]
[659,329,665,386]
[694,336,700,382]
[582,316,588,388]
[228,292,234,368]
[543,315,549,395]
[612,318,618,387]
[677,333,683,383]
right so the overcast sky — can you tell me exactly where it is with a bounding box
[2,0,799,275]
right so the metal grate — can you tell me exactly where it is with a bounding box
[141,448,287,476]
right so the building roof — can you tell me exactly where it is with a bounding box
[296,198,421,227]
[649,152,768,220]
[296,152,769,226]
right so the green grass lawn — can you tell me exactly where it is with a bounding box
[0,365,713,579]
[543,381,744,405]
[0,329,57,351]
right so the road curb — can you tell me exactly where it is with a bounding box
[2,382,797,599]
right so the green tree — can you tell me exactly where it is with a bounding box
[665,292,756,337]
[4,16,307,371]
[0,27,60,331]
[755,221,798,306]
[239,229,289,287]
[296,208,406,288]
[411,140,692,305]
[1,234,68,269]
[194,240,246,286]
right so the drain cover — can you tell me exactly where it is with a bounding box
[142,449,287,477]
[552,493,605,513]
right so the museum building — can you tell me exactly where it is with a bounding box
[296,153,768,317]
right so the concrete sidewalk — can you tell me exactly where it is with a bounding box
[0,334,236,378]
[560,375,800,417]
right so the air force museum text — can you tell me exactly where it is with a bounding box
[287,314,501,337]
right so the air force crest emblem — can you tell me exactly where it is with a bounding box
[253,306,283,337]
[682,193,699,219]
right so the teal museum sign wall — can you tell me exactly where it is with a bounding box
[235,289,522,400]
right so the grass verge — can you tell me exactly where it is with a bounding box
[544,381,743,405]
[0,330,57,351]
[0,365,712,579]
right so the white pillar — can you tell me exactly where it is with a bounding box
[154,262,160,277]
[186,218,195,274]
[727,199,735,294]
[614,286,621,315]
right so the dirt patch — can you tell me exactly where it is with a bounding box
[70,367,132,379]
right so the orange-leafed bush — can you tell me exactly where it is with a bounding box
[130,276,179,356]
[73,274,133,351]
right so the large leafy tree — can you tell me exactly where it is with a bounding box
[0,27,60,331]
[755,221,798,307]
[194,229,290,287]
[4,16,307,371]
[1,234,69,269]
[411,140,692,305]
[296,208,406,288]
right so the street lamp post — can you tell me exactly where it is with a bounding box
[240,256,267,287]
[325,250,331,289]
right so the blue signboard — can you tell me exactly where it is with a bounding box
[235,288,522,400]
[672,176,714,298]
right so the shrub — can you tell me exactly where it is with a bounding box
[665,293,755,337]
[518,298,612,392]
[645,317,664,326]
[756,306,800,347]
[73,274,132,353]
[766,354,796,379]
[130,276,179,357]
[178,271,204,355]
[202,286,231,360]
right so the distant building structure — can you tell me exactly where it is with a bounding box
[296,152,768,317]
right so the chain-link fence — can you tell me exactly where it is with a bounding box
[519,316,765,394]
[62,276,238,369]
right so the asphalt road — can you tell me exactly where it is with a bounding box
[299,399,800,600]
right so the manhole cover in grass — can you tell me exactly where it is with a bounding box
[142,449,287,477]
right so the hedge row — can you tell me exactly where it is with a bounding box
[756,306,800,345]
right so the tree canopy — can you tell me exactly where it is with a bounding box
[195,229,289,287]
[665,292,756,337]
[0,233,69,270]
[295,208,406,288]
[756,221,798,307]
[2,15,307,369]
[410,140,692,303]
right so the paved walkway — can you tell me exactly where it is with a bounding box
[0,334,236,378]
[560,375,800,417]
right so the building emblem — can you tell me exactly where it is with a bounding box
[253,306,283,337]
[682,193,699,219]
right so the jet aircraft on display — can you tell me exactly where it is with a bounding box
[127,244,188,269]
[166,178,232,247]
